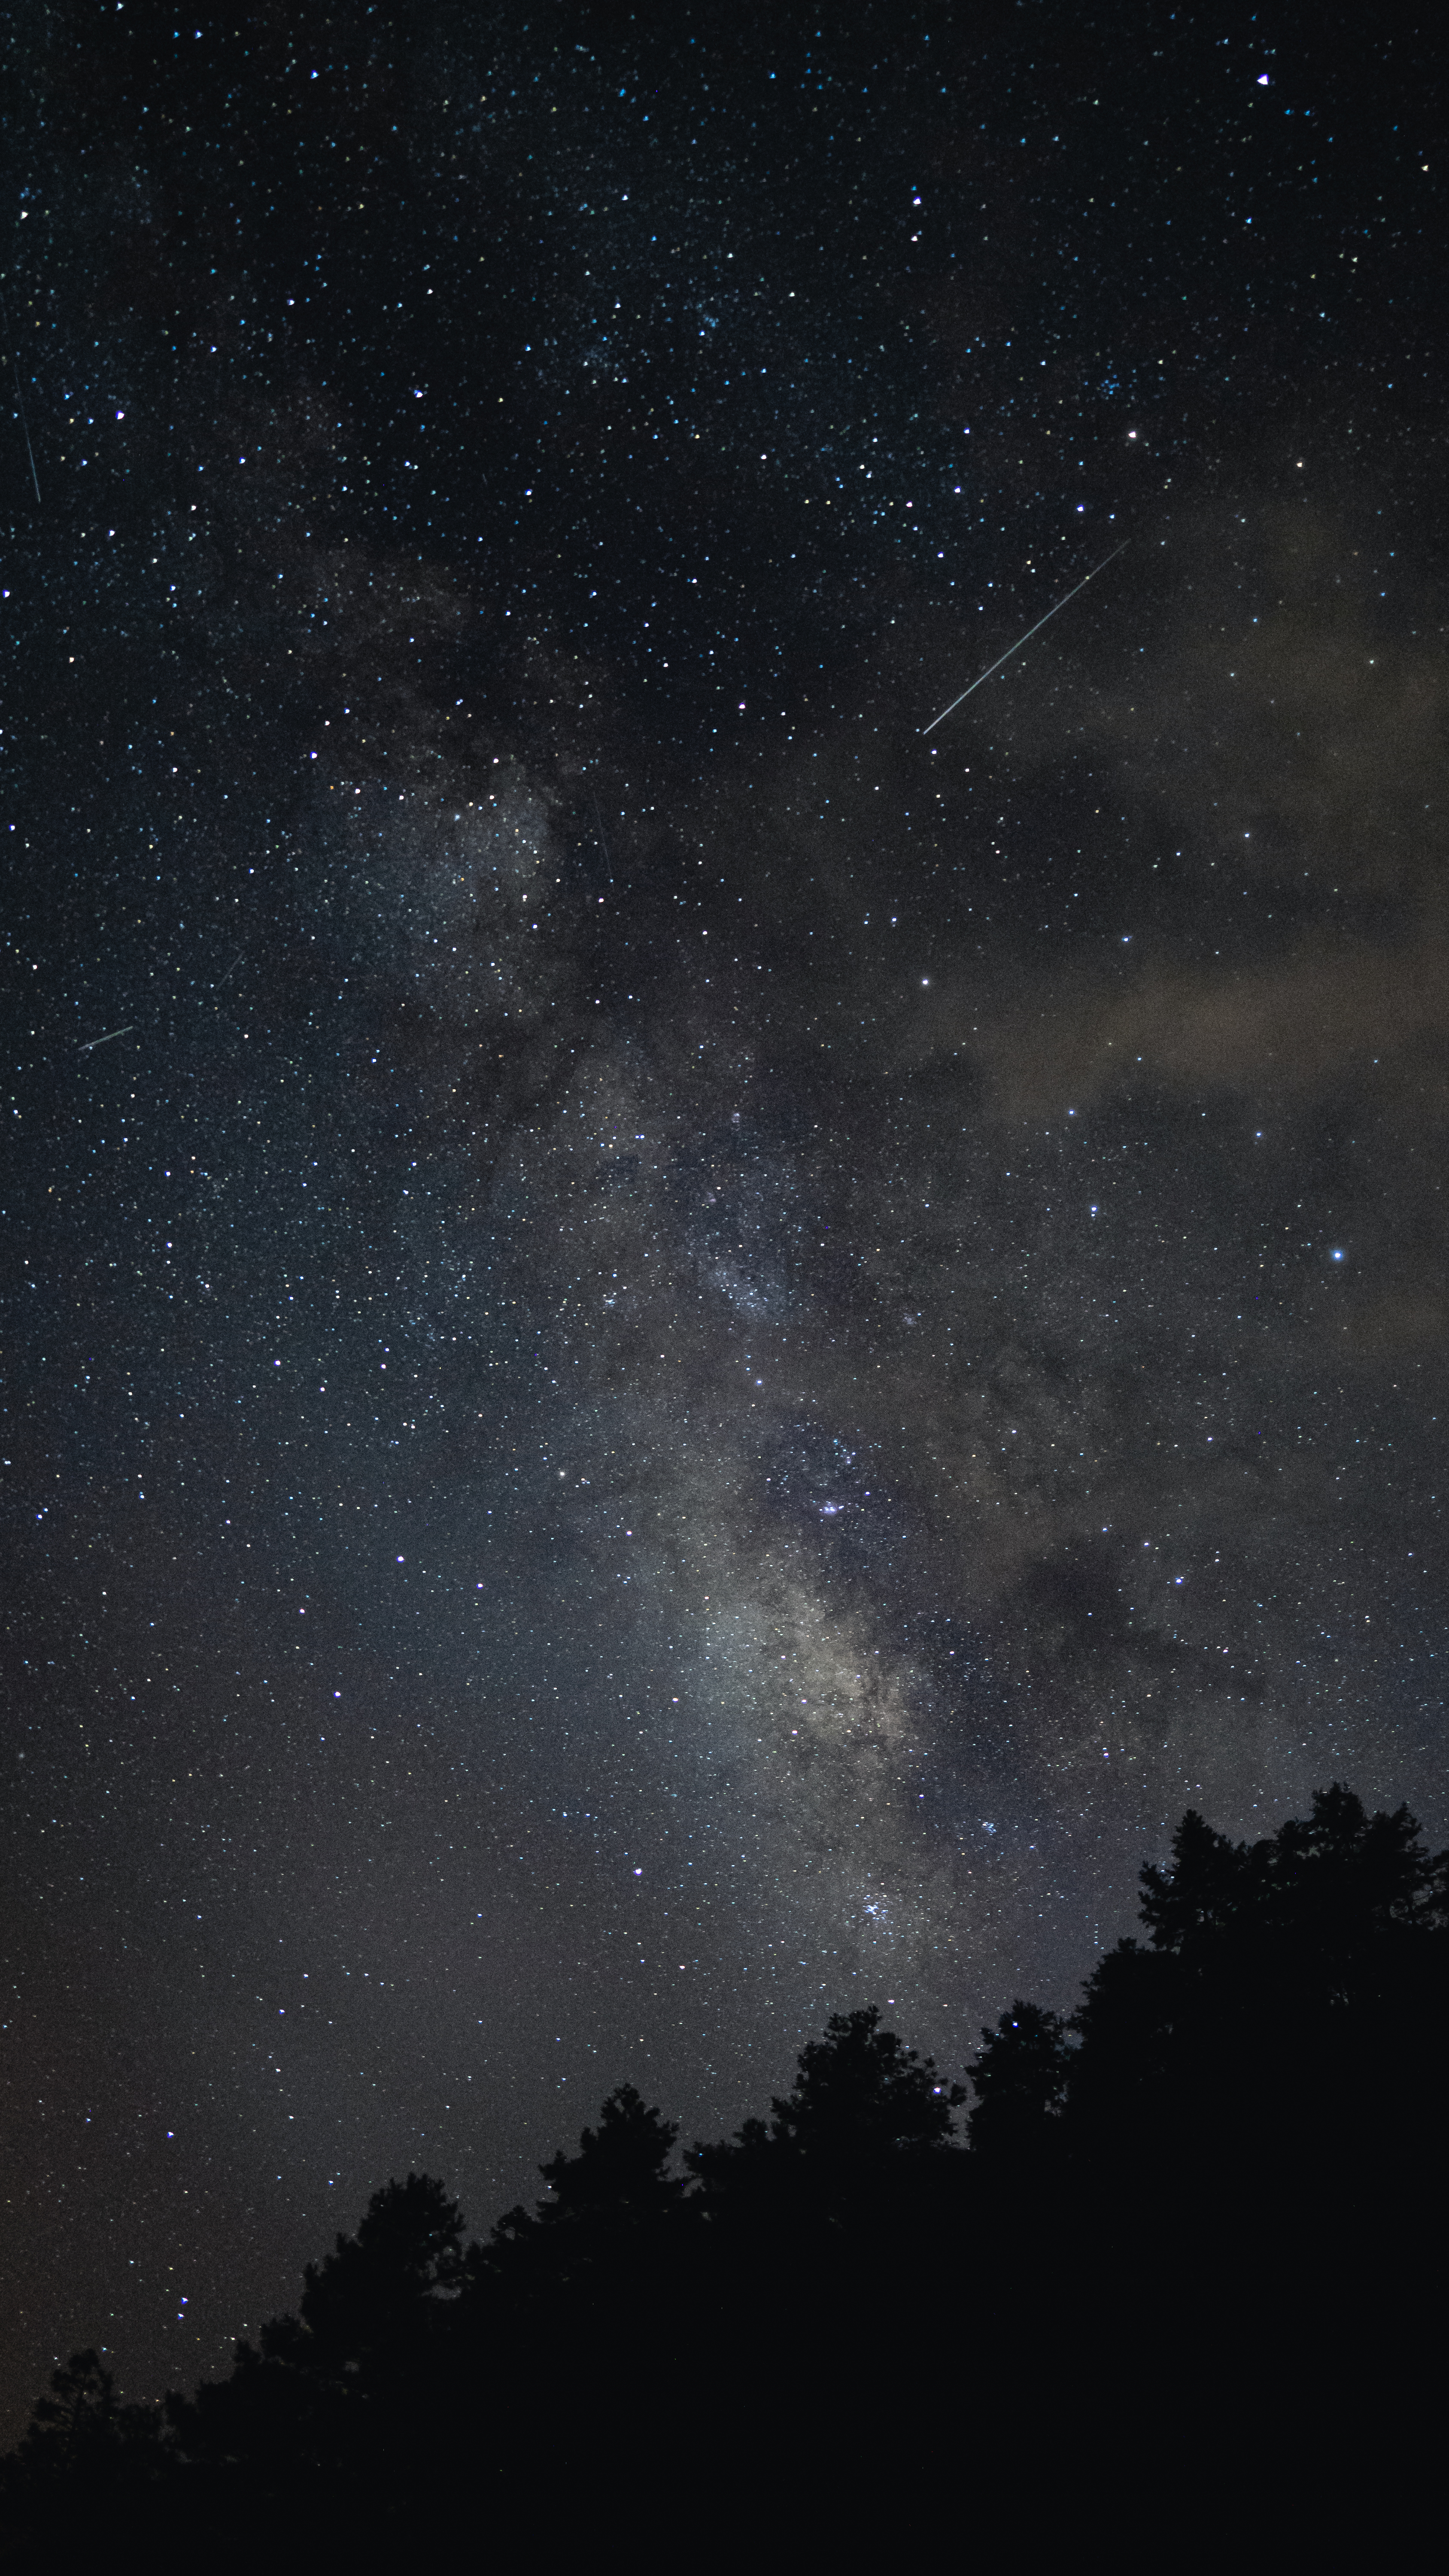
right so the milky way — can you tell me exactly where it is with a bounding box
[3,2,1446,2426]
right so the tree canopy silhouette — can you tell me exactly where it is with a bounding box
[4,1783,1443,2558]
[967,1785,1449,2182]
[480,2081,689,2298]
[165,2171,468,2504]
[691,2005,966,2232]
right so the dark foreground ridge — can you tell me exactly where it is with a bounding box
[5,1786,1446,2563]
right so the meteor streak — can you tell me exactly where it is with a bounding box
[78,1026,133,1052]
[0,282,42,505]
[921,541,1128,735]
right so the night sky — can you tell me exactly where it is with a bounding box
[4,0,1446,2428]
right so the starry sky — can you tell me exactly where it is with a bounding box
[3,0,1446,2427]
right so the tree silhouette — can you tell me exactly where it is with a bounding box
[0,2350,170,2558]
[1062,1784,1449,2167]
[7,2348,164,2483]
[692,2005,965,2239]
[169,2172,467,2498]
[1137,1784,1445,1956]
[966,2000,1072,2160]
[766,2003,966,2158]
[478,2083,689,2298]
[288,2168,466,2368]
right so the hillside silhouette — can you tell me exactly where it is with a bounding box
[4,1785,1444,2561]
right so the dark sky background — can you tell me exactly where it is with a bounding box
[3,0,1446,2430]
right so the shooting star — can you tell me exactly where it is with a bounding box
[0,283,42,505]
[921,541,1128,736]
[78,1026,133,1053]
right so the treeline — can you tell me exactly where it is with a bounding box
[5,1784,1446,2560]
